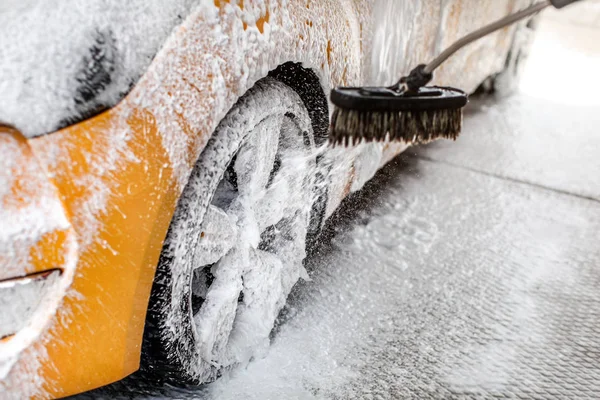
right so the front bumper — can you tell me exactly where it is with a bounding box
[0,101,183,398]
[0,127,78,393]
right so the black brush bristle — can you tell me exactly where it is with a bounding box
[329,86,467,146]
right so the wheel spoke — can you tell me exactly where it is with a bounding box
[226,207,310,360]
[254,173,290,232]
[225,248,288,362]
[254,149,311,231]
[193,247,253,364]
[193,205,238,268]
[234,116,281,199]
[269,214,310,285]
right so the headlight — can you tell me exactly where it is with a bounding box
[0,269,62,340]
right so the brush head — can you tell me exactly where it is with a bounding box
[329,86,468,146]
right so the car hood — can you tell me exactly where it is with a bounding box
[0,0,201,138]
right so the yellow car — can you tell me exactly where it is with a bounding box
[0,0,533,398]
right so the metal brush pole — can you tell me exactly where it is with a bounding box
[394,1,551,92]
[423,1,550,74]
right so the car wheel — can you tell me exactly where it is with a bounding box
[142,77,324,384]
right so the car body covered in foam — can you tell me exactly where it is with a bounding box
[0,0,535,398]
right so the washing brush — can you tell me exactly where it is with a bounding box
[329,0,581,146]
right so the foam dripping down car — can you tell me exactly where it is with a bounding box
[0,0,537,397]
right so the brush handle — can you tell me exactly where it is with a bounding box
[393,0,583,93]
[550,0,581,8]
[423,1,551,75]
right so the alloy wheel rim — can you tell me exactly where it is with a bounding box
[189,113,315,368]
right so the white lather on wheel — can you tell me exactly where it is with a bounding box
[144,78,322,384]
